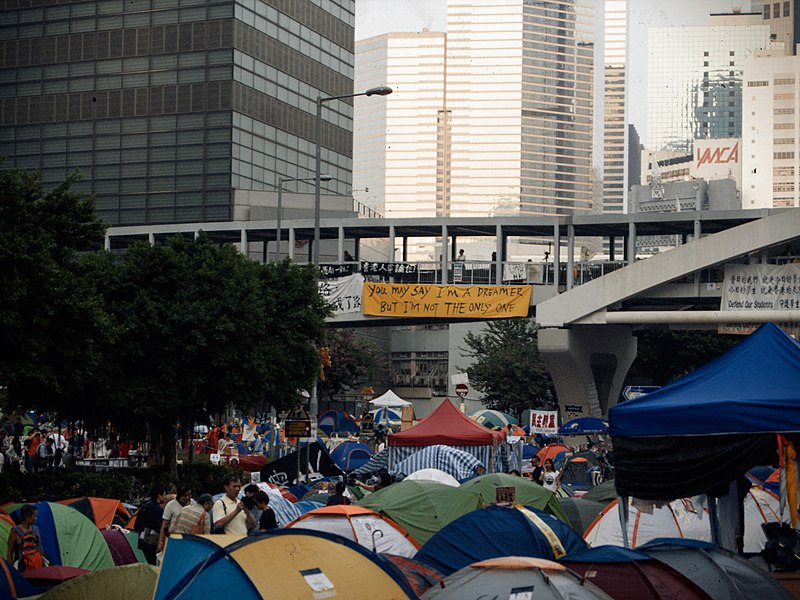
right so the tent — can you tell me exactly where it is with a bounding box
[559,417,609,435]
[329,440,373,472]
[583,486,781,552]
[0,502,114,571]
[317,410,359,436]
[37,563,160,600]
[59,497,131,529]
[581,480,618,504]
[356,480,483,544]
[610,323,800,500]
[370,389,412,408]
[380,554,443,597]
[388,400,508,473]
[557,498,608,536]
[558,455,600,490]
[536,443,571,463]
[154,530,417,599]
[287,505,420,557]
[351,448,389,477]
[471,409,518,429]
[560,546,712,600]
[101,528,141,566]
[1,557,38,599]
[372,407,402,425]
[404,468,460,487]
[639,538,793,600]
[392,444,484,480]
[459,473,568,522]
[414,505,587,576]
[423,556,613,600]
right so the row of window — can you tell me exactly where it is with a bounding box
[763,1,792,19]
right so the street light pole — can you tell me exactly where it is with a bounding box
[313,85,392,264]
[277,175,330,261]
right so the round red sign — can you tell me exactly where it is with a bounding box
[455,383,469,398]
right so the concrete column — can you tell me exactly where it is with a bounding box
[104,235,111,251]
[566,224,575,289]
[553,220,561,289]
[389,225,396,262]
[337,226,344,262]
[627,221,636,264]
[694,219,701,241]
[288,228,295,260]
[441,224,448,284]
[609,236,615,262]
[495,224,503,285]
[538,325,638,419]
[148,232,155,245]
[240,229,248,255]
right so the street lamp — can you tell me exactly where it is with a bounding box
[313,85,392,264]
[277,175,331,261]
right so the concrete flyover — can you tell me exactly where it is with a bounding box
[535,208,800,419]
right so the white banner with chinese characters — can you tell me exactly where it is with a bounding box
[317,273,363,315]
[720,263,800,336]
[529,410,559,435]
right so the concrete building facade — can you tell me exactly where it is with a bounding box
[603,0,627,213]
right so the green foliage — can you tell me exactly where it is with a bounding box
[318,329,386,403]
[461,319,556,419]
[0,169,107,412]
[628,329,740,385]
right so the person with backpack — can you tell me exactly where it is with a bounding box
[170,494,214,535]
[6,504,47,572]
[134,485,166,566]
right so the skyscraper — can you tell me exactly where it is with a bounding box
[603,0,627,213]
[647,13,770,154]
[752,0,800,55]
[353,0,596,224]
[0,0,356,226]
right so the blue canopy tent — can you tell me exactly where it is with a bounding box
[610,323,800,501]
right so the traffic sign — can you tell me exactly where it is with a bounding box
[455,383,469,398]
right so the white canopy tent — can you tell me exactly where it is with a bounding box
[369,389,412,409]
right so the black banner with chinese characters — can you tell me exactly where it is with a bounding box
[319,263,357,278]
[360,261,418,278]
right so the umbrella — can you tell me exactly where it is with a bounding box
[471,409,518,429]
[22,565,90,584]
[559,417,609,435]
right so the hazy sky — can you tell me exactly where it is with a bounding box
[355,0,751,145]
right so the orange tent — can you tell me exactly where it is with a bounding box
[536,444,570,463]
[59,497,131,529]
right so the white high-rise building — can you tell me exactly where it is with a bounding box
[647,13,770,154]
[742,53,800,208]
[603,0,628,213]
[354,0,596,231]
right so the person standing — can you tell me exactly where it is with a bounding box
[7,504,46,572]
[254,491,278,531]
[212,475,255,534]
[540,458,560,492]
[456,249,466,261]
[326,481,351,506]
[530,456,543,484]
[157,482,193,554]
[171,494,214,535]
[135,486,166,565]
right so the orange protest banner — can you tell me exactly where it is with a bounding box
[362,283,531,318]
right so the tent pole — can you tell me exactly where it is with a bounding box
[618,496,630,549]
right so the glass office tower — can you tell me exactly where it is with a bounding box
[603,0,627,213]
[647,14,770,154]
[0,0,355,226]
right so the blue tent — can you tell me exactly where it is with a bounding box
[610,323,800,499]
[330,440,373,472]
[1,557,38,599]
[317,410,360,436]
[414,504,587,576]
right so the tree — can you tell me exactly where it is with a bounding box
[0,168,108,413]
[317,329,386,404]
[87,236,330,478]
[628,329,740,386]
[461,319,556,419]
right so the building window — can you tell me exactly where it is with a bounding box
[775,78,795,85]
[729,61,735,66]
[764,4,771,18]
[774,151,796,159]
[774,182,795,192]
[775,3,781,18]
[775,137,795,144]
[748,80,769,87]
[704,51,709,56]
[785,1,791,17]
[774,166,795,176]
[704,61,709,66]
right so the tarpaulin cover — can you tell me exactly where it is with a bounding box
[392,445,484,480]
[610,323,800,499]
[389,399,504,447]
[414,505,587,576]
[259,439,343,486]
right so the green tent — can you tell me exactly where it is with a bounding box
[580,480,617,505]
[357,480,482,544]
[0,502,114,571]
[557,497,608,536]
[38,563,158,600]
[460,473,569,523]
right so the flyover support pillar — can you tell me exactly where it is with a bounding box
[538,325,637,419]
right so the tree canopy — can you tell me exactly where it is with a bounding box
[317,328,386,405]
[461,318,556,419]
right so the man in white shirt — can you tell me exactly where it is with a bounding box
[212,475,255,535]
